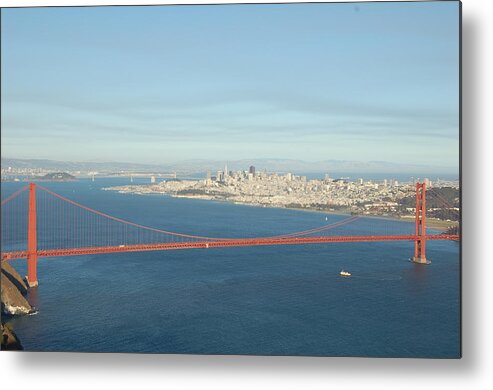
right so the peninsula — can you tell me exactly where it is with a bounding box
[104,167,460,229]
[1,262,34,350]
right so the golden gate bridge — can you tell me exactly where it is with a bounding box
[1,182,459,288]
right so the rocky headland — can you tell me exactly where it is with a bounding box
[1,322,23,350]
[1,261,34,350]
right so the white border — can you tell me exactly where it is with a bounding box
[2,1,492,389]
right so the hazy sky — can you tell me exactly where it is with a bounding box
[1,2,459,170]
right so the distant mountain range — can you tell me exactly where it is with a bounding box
[1,158,161,172]
[1,157,457,176]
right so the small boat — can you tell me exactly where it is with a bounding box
[340,270,351,277]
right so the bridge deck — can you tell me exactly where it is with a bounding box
[1,234,459,261]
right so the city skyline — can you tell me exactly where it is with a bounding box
[1,2,459,169]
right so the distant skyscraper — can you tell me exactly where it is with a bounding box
[249,165,255,176]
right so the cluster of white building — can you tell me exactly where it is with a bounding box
[106,166,460,217]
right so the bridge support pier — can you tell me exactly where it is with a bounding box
[26,182,39,287]
[26,254,38,288]
[411,257,430,265]
[411,182,430,265]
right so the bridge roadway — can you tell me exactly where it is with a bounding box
[1,234,459,261]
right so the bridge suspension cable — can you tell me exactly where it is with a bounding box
[426,188,460,218]
[35,185,361,242]
[270,215,361,239]
[1,185,28,206]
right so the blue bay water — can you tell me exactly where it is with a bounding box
[2,179,460,357]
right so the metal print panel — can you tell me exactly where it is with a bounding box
[1,1,461,357]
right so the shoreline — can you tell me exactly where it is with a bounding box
[108,189,458,232]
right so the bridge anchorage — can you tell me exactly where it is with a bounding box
[1,181,459,287]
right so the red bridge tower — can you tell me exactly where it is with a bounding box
[26,182,39,287]
[412,182,430,264]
